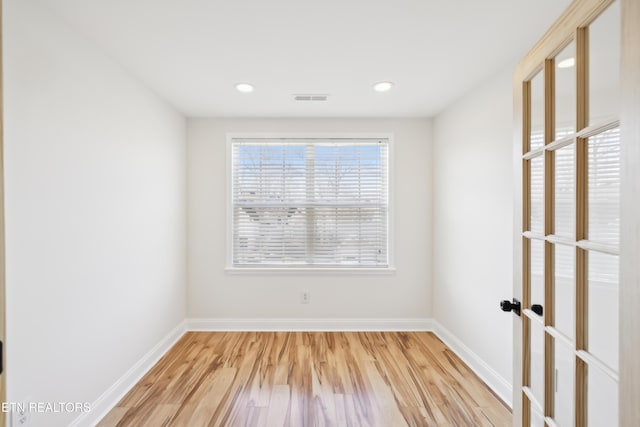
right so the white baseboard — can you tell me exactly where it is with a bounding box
[187,317,434,332]
[432,321,513,408]
[69,320,187,427]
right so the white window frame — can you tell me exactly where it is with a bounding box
[225,132,395,274]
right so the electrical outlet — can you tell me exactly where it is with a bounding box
[11,402,30,427]
[301,291,310,304]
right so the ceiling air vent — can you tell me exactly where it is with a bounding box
[293,94,329,102]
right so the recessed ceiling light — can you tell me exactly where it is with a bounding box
[235,83,254,93]
[373,81,394,92]
[558,58,575,69]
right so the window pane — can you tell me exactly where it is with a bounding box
[555,144,575,238]
[530,71,545,151]
[589,1,621,124]
[555,244,575,340]
[313,144,386,202]
[530,320,545,407]
[554,339,575,427]
[530,156,544,233]
[588,251,619,371]
[555,42,576,138]
[233,144,307,203]
[311,207,387,265]
[588,128,620,246]
[531,239,544,309]
[233,207,308,264]
[588,366,618,427]
[531,409,545,427]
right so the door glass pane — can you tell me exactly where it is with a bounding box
[588,128,620,246]
[530,155,544,233]
[555,42,576,138]
[532,409,545,427]
[555,144,575,238]
[554,339,575,427]
[588,366,619,426]
[530,320,545,407]
[589,1,621,124]
[588,251,619,371]
[555,244,575,340]
[530,70,545,151]
[531,239,544,309]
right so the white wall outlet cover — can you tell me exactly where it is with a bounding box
[301,291,310,304]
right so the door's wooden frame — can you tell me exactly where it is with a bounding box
[0,0,6,424]
[513,0,638,425]
[0,0,6,425]
[620,0,640,425]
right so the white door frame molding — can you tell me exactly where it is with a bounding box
[619,0,640,425]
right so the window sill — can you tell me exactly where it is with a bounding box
[224,266,397,275]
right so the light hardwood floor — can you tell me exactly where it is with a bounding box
[98,332,511,427]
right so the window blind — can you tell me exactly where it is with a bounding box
[231,138,389,267]
[588,127,620,247]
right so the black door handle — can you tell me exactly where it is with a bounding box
[500,298,521,316]
[531,304,544,316]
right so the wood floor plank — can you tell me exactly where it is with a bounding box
[333,393,348,427]
[264,384,290,427]
[96,407,130,427]
[140,404,180,427]
[101,332,511,427]
[176,367,237,426]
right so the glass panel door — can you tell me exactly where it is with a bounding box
[518,1,621,425]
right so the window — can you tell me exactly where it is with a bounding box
[229,136,390,269]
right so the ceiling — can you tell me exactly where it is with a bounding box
[39,0,573,118]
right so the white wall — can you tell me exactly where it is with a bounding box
[187,119,432,321]
[3,1,186,425]
[432,68,514,399]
